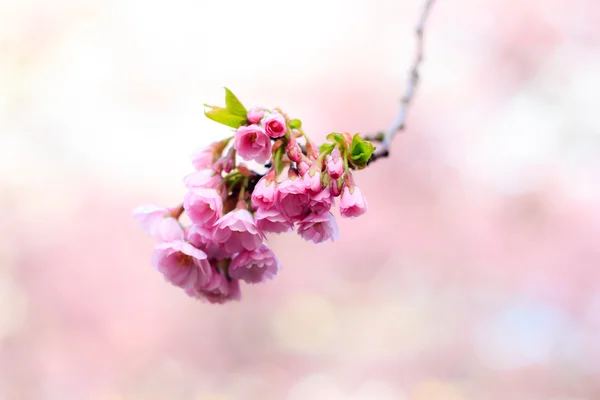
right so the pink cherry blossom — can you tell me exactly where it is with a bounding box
[183,188,223,226]
[251,175,277,210]
[184,170,222,190]
[309,188,334,214]
[303,166,323,194]
[297,212,340,244]
[339,185,368,218]
[247,107,264,124]
[151,240,212,293]
[187,224,225,259]
[234,124,272,164]
[190,146,214,170]
[133,205,184,242]
[297,160,309,176]
[264,113,287,138]
[326,148,344,179]
[229,244,280,284]
[276,178,310,222]
[197,273,241,304]
[255,207,293,234]
[213,209,265,254]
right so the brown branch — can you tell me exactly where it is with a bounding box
[368,0,435,164]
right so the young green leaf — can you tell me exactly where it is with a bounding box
[224,87,248,118]
[349,134,375,169]
[319,142,335,154]
[289,119,302,129]
[326,132,346,147]
[204,107,246,129]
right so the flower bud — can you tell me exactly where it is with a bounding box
[247,107,265,124]
[326,148,344,179]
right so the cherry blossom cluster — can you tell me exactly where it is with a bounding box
[133,89,374,304]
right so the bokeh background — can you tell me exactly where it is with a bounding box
[1,0,600,398]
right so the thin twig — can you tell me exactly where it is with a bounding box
[368,0,435,164]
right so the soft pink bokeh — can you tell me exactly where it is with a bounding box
[1,0,599,398]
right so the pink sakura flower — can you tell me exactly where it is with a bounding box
[251,174,277,210]
[183,188,223,226]
[339,185,368,218]
[297,212,340,244]
[276,178,310,222]
[184,169,222,190]
[213,209,265,254]
[309,189,334,215]
[229,244,280,284]
[187,224,225,259]
[234,124,272,164]
[247,107,265,124]
[303,163,323,194]
[151,240,212,293]
[326,148,344,179]
[264,113,287,138]
[193,272,241,304]
[133,205,184,242]
[255,207,293,234]
[190,146,214,170]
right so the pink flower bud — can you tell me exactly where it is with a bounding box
[184,170,222,190]
[264,113,287,138]
[297,212,340,244]
[234,124,272,164]
[286,136,302,163]
[297,160,310,176]
[330,178,342,197]
[191,146,214,170]
[303,164,323,194]
[247,107,265,124]
[229,244,281,284]
[326,148,344,179]
[339,185,368,218]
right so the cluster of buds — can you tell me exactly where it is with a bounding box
[134,89,375,304]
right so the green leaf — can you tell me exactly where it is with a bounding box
[273,146,285,176]
[224,87,248,118]
[319,143,335,154]
[326,132,346,147]
[349,134,375,169]
[204,106,246,129]
[289,119,302,129]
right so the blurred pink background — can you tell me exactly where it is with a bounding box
[1,0,600,398]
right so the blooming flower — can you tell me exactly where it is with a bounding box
[196,273,241,304]
[251,175,277,210]
[184,170,222,190]
[339,185,368,218]
[151,241,212,292]
[183,188,223,226]
[255,207,293,233]
[297,212,339,244]
[187,224,225,259]
[133,205,184,242]
[229,244,280,284]
[234,124,272,163]
[191,146,214,170]
[326,148,344,179]
[309,188,334,215]
[276,178,310,222]
[247,107,265,124]
[213,209,265,254]
[264,113,287,138]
